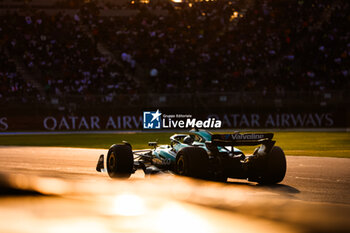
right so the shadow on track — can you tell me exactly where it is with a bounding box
[258,184,300,194]
[225,179,300,195]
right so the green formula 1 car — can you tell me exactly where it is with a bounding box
[96,129,287,184]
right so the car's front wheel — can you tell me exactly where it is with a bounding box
[106,144,134,178]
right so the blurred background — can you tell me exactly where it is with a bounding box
[0,3,349,232]
[0,0,349,130]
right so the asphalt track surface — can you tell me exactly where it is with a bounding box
[0,146,349,233]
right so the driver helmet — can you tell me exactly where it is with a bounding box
[183,135,194,145]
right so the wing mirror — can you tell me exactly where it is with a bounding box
[148,142,158,148]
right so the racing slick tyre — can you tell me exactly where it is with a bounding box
[257,146,287,184]
[107,144,134,179]
[175,147,209,179]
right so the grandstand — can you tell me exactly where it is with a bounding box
[0,0,349,117]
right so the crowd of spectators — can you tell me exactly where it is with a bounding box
[0,52,40,103]
[1,10,139,102]
[0,0,349,103]
[86,0,350,94]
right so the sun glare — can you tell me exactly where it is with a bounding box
[111,193,146,216]
[155,202,212,233]
[230,11,239,21]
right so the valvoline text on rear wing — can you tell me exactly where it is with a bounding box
[209,133,274,147]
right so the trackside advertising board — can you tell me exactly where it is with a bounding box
[0,110,348,131]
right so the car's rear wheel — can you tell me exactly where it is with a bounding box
[107,144,134,178]
[175,147,209,179]
[257,146,286,184]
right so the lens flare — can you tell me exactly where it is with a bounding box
[111,193,146,216]
[156,202,212,233]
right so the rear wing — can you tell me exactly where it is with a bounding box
[206,133,276,154]
[210,133,274,146]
